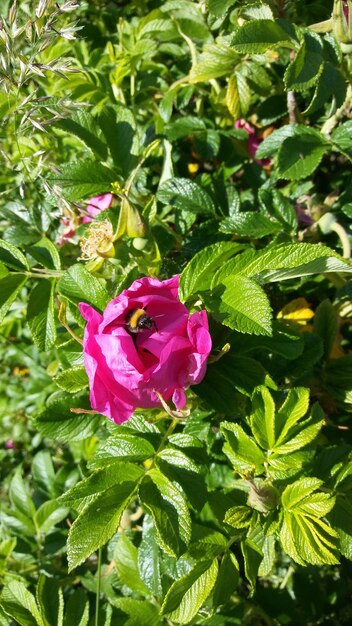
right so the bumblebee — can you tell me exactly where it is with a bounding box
[125,308,155,333]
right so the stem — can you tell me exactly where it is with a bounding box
[331,222,351,258]
[95,547,102,626]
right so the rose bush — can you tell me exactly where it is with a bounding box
[79,275,212,423]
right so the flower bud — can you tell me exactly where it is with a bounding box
[247,480,280,513]
[333,0,352,46]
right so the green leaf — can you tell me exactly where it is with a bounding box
[220,212,282,238]
[255,124,297,159]
[0,274,27,325]
[280,477,338,565]
[54,110,108,160]
[189,40,239,82]
[9,468,36,518]
[212,552,239,607]
[114,533,150,596]
[274,387,310,446]
[331,120,352,162]
[179,241,244,302]
[35,391,101,442]
[35,501,69,535]
[241,537,263,595]
[27,280,56,351]
[36,575,63,626]
[161,559,218,623]
[305,62,346,115]
[0,581,44,626]
[225,505,253,528]
[157,178,216,215]
[54,366,88,393]
[210,275,272,335]
[138,517,162,596]
[110,598,159,626]
[63,590,89,626]
[90,433,155,467]
[276,132,328,180]
[48,160,116,202]
[231,19,296,53]
[99,106,138,177]
[284,31,323,91]
[313,299,338,358]
[214,242,352,283]
[59,463,143,503]
[27,237,61,270]
[164,116,206,140]
[139,469,191,558]
[221,422,266,474]
[67,479,140,571]
[208,0,237,18]
[0,239,28,270]
[250,386,276,450]
[58,264,110,310]
[226,72,251,118]
[31,450,56,497]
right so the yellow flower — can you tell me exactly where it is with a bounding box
[277,297,315,327]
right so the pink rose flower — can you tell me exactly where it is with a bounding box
[79,276,212,424]
[82,193,114,223]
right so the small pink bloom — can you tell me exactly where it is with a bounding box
[235,118,270,166]
[4,440,15,450]
[82,193,114,223]
[79,276,212,424]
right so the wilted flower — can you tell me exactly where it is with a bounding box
[79,219,115,262]
[79,275,212,424]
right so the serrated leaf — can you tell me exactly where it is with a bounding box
[189,40,239,82]
[114,533,150,596]
[179,241,244,302]
[28,237,61,270]
[284,31,323,91]
[331,120,352,162]
[111,598,159,626]
[225,505,253,528]
[0,581,44,626]
[48,160,116,202]
[241,537,263,595]
[164,116,206,141]
[213,242,352,284]
[255,124,297,159]
[157,178,216,215]
[0,239,28,270]
[221,422,266,474]
[0,274,27,325]
[212,552,239,606]
[9,469,36,519]
[139,469,191,557]
[54,110,108,160]
[231,18,296,53]
[58,264,109,310]
[277,132,328,180]
[35,391,101,442]
[35,501,69,534]
[138,517,162,596]
[220,212,282,238]
[305,62,346,115]
[211,275,272,335]
[27,280,56,352]
[90,433,155,467]
[280,511,339,565]
[250,386,276,450]
[59,463,143,503]
[36,575,63,626]
[99,106,138,177]
[226,72,251,118]
[55,367,88,393]
[67,480,140,571]
[161,559,218,623]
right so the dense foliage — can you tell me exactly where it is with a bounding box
[1,0,352,624]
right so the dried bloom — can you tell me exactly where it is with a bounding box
[79,219,115,261]
[79,275,212,423]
